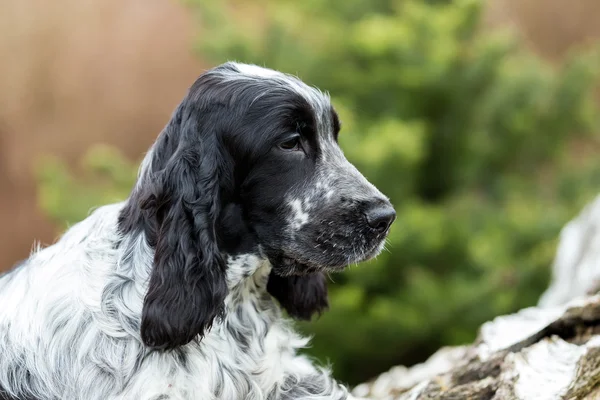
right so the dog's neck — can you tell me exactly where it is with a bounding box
[117,222,271,294]
[225,253,272,291]
[225,253,280,317]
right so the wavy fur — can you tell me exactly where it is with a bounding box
[0,62,394,400]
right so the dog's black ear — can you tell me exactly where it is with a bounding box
[267,272,329,320]
[120,97,230,350]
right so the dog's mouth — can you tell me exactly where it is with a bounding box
[359,237,388,262]
[335,234,388,270]
[273,228,390,276]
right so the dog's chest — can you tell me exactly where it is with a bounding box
[126,271,293,399]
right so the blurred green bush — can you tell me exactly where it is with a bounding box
[38,0,600,385]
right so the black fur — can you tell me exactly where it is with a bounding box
[118,62,393,350]
[119,74,236,349]
[267,273,329,320]
[118,63,332,349]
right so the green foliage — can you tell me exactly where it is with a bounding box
[37,145,137,228]
[37,0,600,386]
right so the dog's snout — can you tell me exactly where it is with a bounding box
[364,202,396,234]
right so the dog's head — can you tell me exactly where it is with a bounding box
[120,62,395,349]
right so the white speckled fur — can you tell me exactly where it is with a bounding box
[0,203,352,399]
[0,62,370,400]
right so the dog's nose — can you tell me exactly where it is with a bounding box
[364,203,396,233]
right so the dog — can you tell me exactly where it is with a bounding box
[0,62,395,400]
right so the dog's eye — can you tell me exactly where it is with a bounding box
[279,136,302,151]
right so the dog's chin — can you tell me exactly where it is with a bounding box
[334,238,387,269]
[362,239,387,262]
[275,238,387,276]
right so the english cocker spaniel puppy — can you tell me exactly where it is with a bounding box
[0,62,395,400]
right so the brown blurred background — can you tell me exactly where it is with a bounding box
[1,0,599,271]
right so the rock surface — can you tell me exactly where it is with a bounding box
[353,196,600,400]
